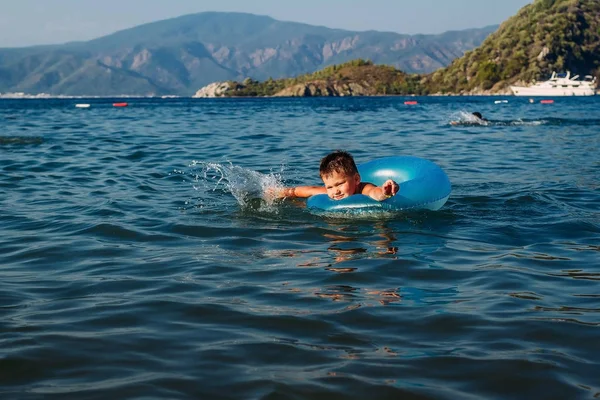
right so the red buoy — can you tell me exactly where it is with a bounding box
[540,100,554,104]
[113,102,128,107]
[404,101,418,105]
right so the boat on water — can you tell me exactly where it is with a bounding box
[510,71,596,96]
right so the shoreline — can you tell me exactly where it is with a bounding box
[2,92,597,100]
[1,93,520,100]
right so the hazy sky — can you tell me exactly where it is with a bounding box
[0,0,533,48]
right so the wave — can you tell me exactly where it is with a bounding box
[449,111,600,127]
[0,136,44,145]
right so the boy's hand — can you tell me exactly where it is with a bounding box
[264,187,285,201]
[382,180,399,197]
[264,187,297,201]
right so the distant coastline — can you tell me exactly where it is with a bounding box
[1,92,517,99]
[191,60,518,98]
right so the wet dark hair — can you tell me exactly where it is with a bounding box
[319,151,358,177]
[472,112,483,119]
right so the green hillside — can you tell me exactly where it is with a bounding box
[222,59,424,97]
[425,0,600,93]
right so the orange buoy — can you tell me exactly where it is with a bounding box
[404,101,418,105]
[113,102,128,107]
[540,99,554,104]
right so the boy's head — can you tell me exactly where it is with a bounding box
[472,112,483,119]
[319,151,360,200]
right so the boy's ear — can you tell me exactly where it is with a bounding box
[354,173,361,184]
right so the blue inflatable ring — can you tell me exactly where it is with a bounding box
[306,156,451,213]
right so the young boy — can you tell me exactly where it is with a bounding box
[278,151,399,201]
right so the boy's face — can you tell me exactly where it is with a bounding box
[321,170,360,200]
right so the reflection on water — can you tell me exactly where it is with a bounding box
[264,221,446,308]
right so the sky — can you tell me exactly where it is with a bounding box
[0,0,533,48]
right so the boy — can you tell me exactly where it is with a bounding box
[277,151,399,201]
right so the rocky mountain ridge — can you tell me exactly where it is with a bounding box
[0,12,495,96]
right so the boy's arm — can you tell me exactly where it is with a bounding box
[277,186,326,198]
[361,179,399,201]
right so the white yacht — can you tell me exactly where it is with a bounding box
[510,71,596,96]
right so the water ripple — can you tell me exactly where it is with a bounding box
[0,96,599,399]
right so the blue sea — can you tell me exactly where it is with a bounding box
[1,96,599,399]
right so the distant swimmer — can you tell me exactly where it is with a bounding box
[450,111,488,126]
[472,112,487,121]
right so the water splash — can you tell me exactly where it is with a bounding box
[449,111,489,126]
[189,161,286,211]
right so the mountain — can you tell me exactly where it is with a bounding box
[0,12,495,96]
[425,0,600,94]
[200,0,600,98]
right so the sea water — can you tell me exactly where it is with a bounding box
[1,96,599,399]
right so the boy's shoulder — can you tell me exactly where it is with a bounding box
[358,181,376,194]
